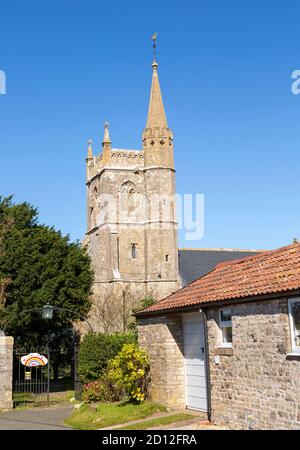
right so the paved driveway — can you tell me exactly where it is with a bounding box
[0,405,73,430]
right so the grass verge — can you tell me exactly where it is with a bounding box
[65,401,167,430]
[119,413,195,430]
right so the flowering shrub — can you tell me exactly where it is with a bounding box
[108,343,150,403]
[82,380,104,402]
[78,332,137,384]
[82,375,123,403]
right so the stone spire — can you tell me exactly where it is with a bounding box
[102,121,111,164]
[146,61,168,129]
[143,57,174,169]
[102,121,111,145]
[87,139,93,160]
[86,139,93,180]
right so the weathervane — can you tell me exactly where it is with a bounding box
[152,32,158,62]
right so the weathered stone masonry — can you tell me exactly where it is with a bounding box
[138,314,186,410]
[207,298,300,430]
[0,336,14,410]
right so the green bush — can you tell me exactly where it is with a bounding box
[128,297,155,332]
[78,332,137,384]
[108,343,150,403]
[82,375,123,403]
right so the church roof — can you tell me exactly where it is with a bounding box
[178,248,262,286]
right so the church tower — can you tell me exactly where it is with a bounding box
[84,51,179,332]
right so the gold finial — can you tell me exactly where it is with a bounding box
[152,32,158,65]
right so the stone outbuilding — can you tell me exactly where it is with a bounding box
[137,242,300,430]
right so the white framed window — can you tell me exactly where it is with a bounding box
[219,307,233,347]
[288,298,300,354]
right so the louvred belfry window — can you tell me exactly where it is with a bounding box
[120,181,137,219]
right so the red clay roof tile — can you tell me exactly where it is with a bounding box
[139,243,300,315]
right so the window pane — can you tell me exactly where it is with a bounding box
[131,244,137,259]
[222,326,232,344]
[221,308,232,322]
[291,301,300,347]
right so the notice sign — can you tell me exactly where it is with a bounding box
[25,371,31,381]
[21,353,48,367]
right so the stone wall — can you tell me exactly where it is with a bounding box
[0,336,14,410]
[207,298,300,430]
[137,314,186,410]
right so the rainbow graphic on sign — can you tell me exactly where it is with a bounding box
[21,353,48,367]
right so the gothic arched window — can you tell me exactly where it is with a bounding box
[120,181,137,218]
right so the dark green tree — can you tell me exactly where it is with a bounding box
[0,196,94,362]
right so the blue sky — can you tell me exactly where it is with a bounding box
[0,0,300,250]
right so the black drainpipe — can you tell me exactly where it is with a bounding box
[199,308,212,422]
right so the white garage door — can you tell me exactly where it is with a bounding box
[182,312,208,412]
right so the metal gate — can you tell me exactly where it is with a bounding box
[13,348,50,407]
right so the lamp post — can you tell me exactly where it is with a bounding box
[42,305,54,320]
